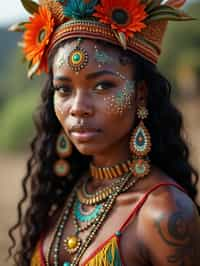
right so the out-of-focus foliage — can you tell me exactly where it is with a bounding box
[0,89,39,151]
[1,49,39,103]
[159,2,200,89]
[0,28,42,152]
[0,28,42,106]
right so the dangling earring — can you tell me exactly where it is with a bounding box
[54,129,72,177]
[129,103,151,177]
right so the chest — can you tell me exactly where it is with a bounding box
[41,195,145,266]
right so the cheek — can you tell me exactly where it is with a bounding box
[54,93,65,123]
[103,86,135,117]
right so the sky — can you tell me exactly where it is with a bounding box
[0,0,30,26]
[0,0,197,26]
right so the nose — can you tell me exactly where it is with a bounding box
[70,90,94,118]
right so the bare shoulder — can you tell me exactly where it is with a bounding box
[136,171,200,266]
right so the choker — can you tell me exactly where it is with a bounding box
[90,159,132,180]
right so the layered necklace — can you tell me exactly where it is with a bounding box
[46,159,145,266]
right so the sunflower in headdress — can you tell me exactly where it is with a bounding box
[23,6,55,76]
[93,0,147,39]
[39,0,65,25]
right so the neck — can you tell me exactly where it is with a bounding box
[91,138,131,168]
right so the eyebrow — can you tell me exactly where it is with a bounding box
[54,70,118,82]
[54,76,72,82]
[86,70,118,80]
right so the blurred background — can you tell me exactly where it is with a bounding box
[0,0,200,265]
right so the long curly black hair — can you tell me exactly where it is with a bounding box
[8,39,199,266]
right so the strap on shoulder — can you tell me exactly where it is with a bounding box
[119,182,185,232]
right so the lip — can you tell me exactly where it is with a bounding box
[70,125,101,142]
[71,131,100,141]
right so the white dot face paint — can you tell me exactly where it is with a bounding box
[54,93,64,116]
[55,47,67,69]
[93,46,136,116]
[104,80,135,116]
[55,52,67,69]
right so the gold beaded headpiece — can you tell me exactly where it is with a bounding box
[10,0,193,78]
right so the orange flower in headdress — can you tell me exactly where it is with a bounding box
[94,0,147,38]
[23,6,55,75]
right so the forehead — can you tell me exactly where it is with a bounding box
[54,39,119,62]
[52,39,134,78]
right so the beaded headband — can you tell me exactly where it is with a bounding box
[10,0,193,78]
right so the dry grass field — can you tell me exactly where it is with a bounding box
[0,99,200,266]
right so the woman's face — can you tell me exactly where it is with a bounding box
[52,39,138,157]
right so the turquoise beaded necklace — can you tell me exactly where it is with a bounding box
[47,172,133,266]
[63,199,105,256]
[74,199,103,223]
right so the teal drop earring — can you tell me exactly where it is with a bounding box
[129,103,151,178]
[54,129,72,177]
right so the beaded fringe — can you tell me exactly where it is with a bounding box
[30,236,122,266]
[86,236,122,266]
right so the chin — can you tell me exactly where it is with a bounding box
[75,144,97,156]
[74,142,105,156]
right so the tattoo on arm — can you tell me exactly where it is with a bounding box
[155,210,198,265]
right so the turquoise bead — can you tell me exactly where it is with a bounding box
[115,231,121,237]
[73,53,81,62]
[63,262,71,266]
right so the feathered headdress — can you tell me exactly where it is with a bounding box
[9,0,193,78]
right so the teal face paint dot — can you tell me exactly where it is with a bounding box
[95,50,114,65]
[125,80,135,91]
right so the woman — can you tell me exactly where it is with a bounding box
[8,0,200,265]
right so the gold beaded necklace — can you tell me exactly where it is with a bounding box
[47,171,134,266]
[90,159,132,180]
[63,172,131,257]
[77,173,145,205]
[72,171,133,265]
[77,175,125,205]
[47,157,148,266]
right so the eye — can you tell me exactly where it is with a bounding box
[94,81,115,92]
[54,86,72,96]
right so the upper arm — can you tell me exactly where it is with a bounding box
[138,189,200,266]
